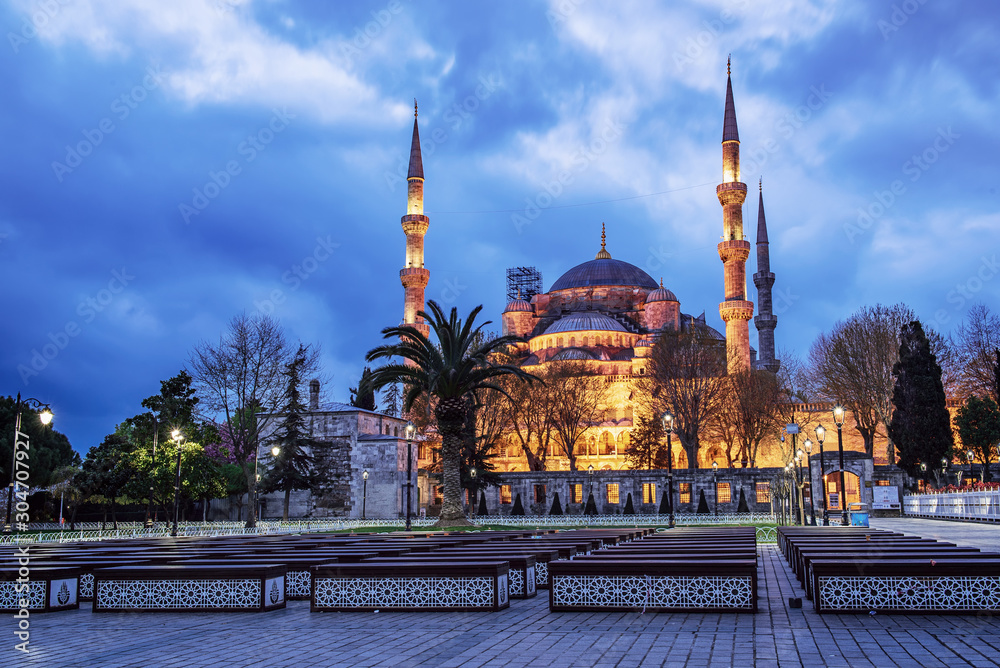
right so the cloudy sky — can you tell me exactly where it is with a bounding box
[2,0,997,454]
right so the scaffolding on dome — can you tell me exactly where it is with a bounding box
[506,266,543,303]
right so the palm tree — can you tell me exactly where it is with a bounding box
[364,301,536,526]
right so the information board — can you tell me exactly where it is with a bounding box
[872,486,900,510]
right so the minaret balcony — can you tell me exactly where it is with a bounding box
[401,214,429,235]
[719,300,754,322]
[400,267,430,288]
[752,271,775,289]
[716,181,747,206]
[754,313,777,330]
[717,240,750,263]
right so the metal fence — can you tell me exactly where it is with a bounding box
[0,513,779,546]
[904,491,1000,522]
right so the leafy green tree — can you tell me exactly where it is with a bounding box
[954,396,1000,483]
[79,434,135,529]
[363,301,536,526]
[890,321,954,480]
[262,344,321,520]
[0,396,78,489]
[624,413,668,470]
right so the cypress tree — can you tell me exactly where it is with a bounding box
[477,490,489,516]
[889,321,954,480]
[737,486,749,512]
[623,492,635,515]
[549,491,563,516]
[583,492,598,516]
[696,489,710,514]
[658,485,671,514]
[511,493,525,516]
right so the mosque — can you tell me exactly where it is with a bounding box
[400,61,782,472]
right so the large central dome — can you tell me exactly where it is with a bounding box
[550,257,658,292]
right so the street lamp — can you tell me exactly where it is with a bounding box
[941,457,949,487]
[4,394,53,534]
[833,403,848,525]
[404,421,415,531]
[170,429,184,538]
[362,470,369,520]
[256,445,281,521]
[815,424,829,525]
[144,413,159,529]
[804,439,816,526]
[469,467,478,519]
[795,448,806,526]
[660,410,675,529]
[712,460,719,517]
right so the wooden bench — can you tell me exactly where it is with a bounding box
[0,566,80,613]
[311,561,509,612]
[92,564,287,612]
[548,559,757,612]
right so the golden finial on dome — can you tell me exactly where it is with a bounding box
[660,277,664,288]
[595,223,612,259]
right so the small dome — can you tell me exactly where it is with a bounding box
[646,278,678,303]
[543,312,628,335]
[504,298,532,313]
[552,347,596,361]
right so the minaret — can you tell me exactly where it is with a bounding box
[753,179,780,373]
[717,57,753,372]
[400,100,430,338]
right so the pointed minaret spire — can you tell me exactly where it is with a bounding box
[407,99,423,181]
[723,56,739,143]
[596,222,612,259]
[753,179,779,374]
[400,99,430,339]
[717,56,753,372]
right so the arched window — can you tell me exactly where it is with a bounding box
[600,432,615,456]
[606,336,612,346]
[569,337,576,347]
[557,337,563,347]
[587,436,598,457]
[582,336,589,347]
[617,431,631,450]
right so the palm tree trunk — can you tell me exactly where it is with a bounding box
[435,408,473,527]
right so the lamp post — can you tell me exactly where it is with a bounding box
[144,413,159,529]
[170,429,184,538]
[804,439,816,526]
[795,448,806,526]
[712,460,719,517]
[833,403,848,525]
[404,421,415,531]
[4,394,53,533]
[815,424,829,525]
[362,470,369,520]
[252,444,281,525]
[784,462,794,525]
[967,450,974,485]
[941,457,949,488]
[661,411,675,529]
[469,467,478,519]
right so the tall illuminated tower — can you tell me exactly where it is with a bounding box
[400,101,430,338]
[753,179,780,373]
[717,58,753,372]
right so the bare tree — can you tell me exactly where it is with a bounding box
[636,328,728,470]
[952,304,1000,403]
[189,312,291,528]
[718,369,784,468]
[547,362,608,471]
[501,370,557,471]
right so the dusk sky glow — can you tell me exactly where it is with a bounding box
[1,1,997,455]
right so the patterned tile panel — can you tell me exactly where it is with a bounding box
[96,578,262,610]
[551,574,754,610]
[0,581,46,610]
[80,573,95,600]
[817,575,1000,612]
[286,570,311,599]
[314,576,498,609]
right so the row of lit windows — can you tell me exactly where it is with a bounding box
[533,333,637,351]
[497,481,775,505]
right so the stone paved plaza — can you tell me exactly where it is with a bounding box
[10,519,1000,667]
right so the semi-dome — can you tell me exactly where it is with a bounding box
[552,348,597,361]
[543,311,628,335]
[550,258,658,292]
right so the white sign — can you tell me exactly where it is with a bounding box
[872,486,900,510]
[786,424,800,434]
